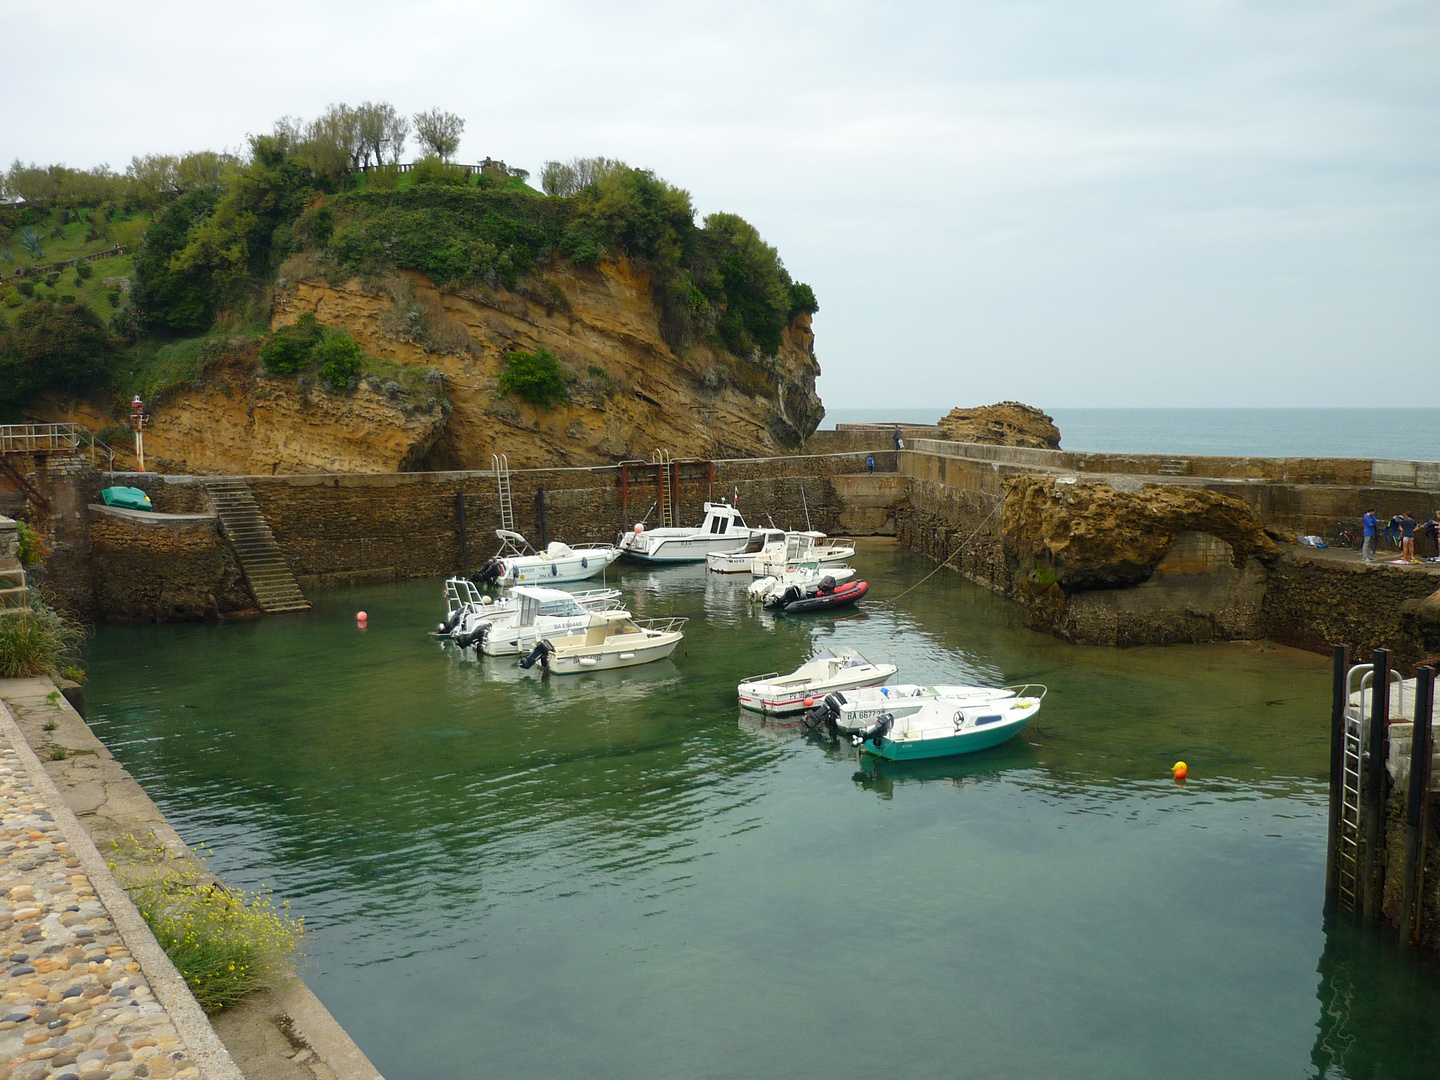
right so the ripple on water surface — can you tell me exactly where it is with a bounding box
[81,547,1440,1080]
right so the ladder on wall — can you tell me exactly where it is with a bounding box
[1336,712,1364,913]
[653,449,675,528]
[492,454,515,535]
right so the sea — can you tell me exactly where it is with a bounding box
[820,407,1440,462]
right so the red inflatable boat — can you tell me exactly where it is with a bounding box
[764,578,869,614]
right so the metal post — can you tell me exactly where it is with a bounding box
[456,491,467,574]
[1403,665,1434,944]
[1362,648,1391,922]
[1326,644,1349,902]
[536,489,547,549]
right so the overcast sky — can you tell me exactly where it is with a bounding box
[6,0,1437,410]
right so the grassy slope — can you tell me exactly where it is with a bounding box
[1,207,149,325]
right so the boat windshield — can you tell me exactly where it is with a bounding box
[537,598,586,618]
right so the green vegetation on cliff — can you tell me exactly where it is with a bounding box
[1,104,817,423]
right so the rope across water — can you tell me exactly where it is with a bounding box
[875,499,1003,607]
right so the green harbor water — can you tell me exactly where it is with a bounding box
[81,544,1440,1079]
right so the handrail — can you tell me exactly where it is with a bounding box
[1002,684,1049,701]
[0,423,82,455]
[634,616,688,634]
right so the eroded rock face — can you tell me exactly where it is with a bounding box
[1002,476,1279,593]
[269,261,822,469]
[937,402,1061,449]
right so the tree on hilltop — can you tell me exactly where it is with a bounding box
[356,102,409,167]
[414,109,464,162]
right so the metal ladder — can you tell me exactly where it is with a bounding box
[492,453,515,534]
[1337,711,1364,913]
[653,449,675,527]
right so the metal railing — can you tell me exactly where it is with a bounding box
[0,423,81,456]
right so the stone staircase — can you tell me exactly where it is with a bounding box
[200,478,311,613]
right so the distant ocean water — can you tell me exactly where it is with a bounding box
[820,408,1440,462]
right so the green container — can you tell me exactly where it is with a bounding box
[100,486,154,512]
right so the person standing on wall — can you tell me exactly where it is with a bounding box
[893,427,903,451]
[866,454,875,473]
[1399,511,1418,562]
[1362,507,1378,562]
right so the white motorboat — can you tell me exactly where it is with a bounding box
[453,586,626,655]
[473,530,621,586]
[618,502,764,563]
[706,529,788,573]
[848,689,1046,761]
[804,683,1048,734]
[439,578,619,642]
[750,532,856,578]
[748,562,856,604]
[519,612,688,674]
[737,647,897,716]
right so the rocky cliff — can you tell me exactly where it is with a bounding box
[44,257,823,475]
[938,402,1061,449]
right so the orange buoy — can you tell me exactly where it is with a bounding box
[803,698,815,708]
[1171,761,1188,781]
[356,611,368,624]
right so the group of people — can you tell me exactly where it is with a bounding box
[1361,508,1440,563]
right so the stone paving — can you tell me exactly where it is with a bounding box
[0,735,203,1080]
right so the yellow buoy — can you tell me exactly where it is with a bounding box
[1171,761,1188,780]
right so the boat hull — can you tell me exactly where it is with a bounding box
[499,548,621,584]
[543,635,682,674]
[863,711,1032,761]
[739,671,894,715]
[772,580,869,613]
[622,534,759,563]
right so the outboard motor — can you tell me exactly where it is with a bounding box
[439,609,464,636]
[850,712,894,749]
[472,558,505,587]
[818,575,837,595]
[454,622,490,651]
[519,639,555,671]
[765,585,804,611]
[802,690,847,731]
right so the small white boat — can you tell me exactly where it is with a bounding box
[737,647,896,716]
[456,586,626,655]
[519,612,688,674]
[706,530,788,573]
[849,688,1046,761]
[750,532,856,578]
[473,530,621,586]
[619,502,764,563]
[748,562,856,604]
[806,683,1047,734]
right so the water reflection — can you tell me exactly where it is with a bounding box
[1311,915,1440,1079]
[850,739,1039,799]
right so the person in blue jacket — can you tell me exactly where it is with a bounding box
[1362,508,1378,562]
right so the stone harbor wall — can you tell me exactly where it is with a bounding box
[88,506,256,621]
[1262,553,1440,668]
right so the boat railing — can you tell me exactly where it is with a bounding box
[740,671,782,685]
[1346,663,1405,720]
[1002,684,1048,701]
[634,616,689,634]
[444,576,486,614]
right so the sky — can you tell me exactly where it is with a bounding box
[5,0,1437,410]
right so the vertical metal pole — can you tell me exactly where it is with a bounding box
[621,464,629,522]
[1403,665,1434,944]
[1326,644,1349,903]
[456,491,467,574]
[536,489,547,549]
[1362,647,1391,922]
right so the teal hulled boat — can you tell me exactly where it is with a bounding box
[851,688,1045,761]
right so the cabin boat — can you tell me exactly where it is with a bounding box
[750,532,856,578]
[806,683,1046,733]
[458,586,626,656]
[473,530,621,586]
[748,562,855,604]
[706,530,788,573]
[619,502,763,563]
[737,647,897,716]
[849,688,1046,761]
[519,612,688,674]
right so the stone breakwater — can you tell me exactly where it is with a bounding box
[0,734,200,1080]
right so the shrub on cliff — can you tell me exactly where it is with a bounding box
[499,347,572,408]
[259,314,365,391]
[0,300,116,419]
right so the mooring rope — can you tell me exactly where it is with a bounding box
[875,499,1003,608]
